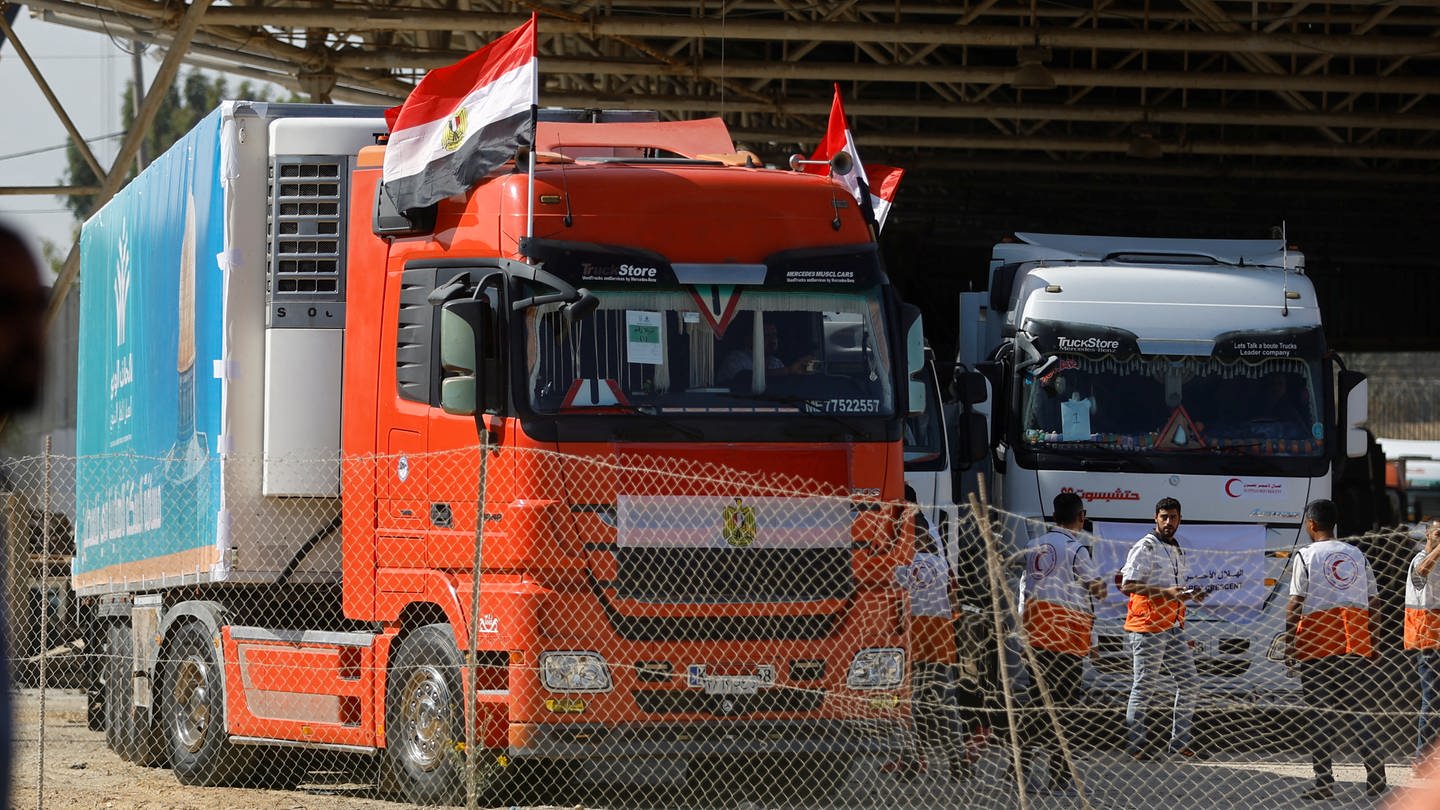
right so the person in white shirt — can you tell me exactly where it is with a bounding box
[1407,521,1440,763]
[884,486,967,782]
[1016,492,1105,795]
[1119,497,1207,760]
[1284,497,1384,801]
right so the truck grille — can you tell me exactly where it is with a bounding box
[599,547,853,642]
[611,614,838,643]
[613,547,853,603]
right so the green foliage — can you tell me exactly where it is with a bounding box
[61,70,273,223]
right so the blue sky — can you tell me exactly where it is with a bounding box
[0,12,273,273]
[0,12,132,268]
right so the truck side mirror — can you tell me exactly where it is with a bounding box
[566,288,600,323]
[439,298,491,416]
[1340,370,1368,459]
[948,410,989,466]
[948,369,992,465]
[902,305,926,417]
[962,412,988,463]
[950,368,987,406]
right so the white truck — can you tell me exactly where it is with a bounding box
[951,232,1373,705]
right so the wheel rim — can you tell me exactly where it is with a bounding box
[171,652,212,754]
[396,665,452,772]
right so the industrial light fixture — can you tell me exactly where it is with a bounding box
[1012,44,1056,91]
[1012,0,1055,92]
[1126,123,1164,160]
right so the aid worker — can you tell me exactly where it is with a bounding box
[1017,491,1105,795]
[1120,497,1206,761]
[883,486,968,781]
[1284,498,1386,801]
[1405,520,1440,762]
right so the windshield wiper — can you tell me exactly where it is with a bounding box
[606,405,703,440]
[1168,442,1267,456]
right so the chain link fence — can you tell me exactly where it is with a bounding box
[3,447,1437,808]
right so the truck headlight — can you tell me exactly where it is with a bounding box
[847,648,905,690]
[539,651,613,692]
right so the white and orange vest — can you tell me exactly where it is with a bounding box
[1019,528,1100,656]
[1121,533,1187,634]
[1405,551,1440,650]
[1290,538,1376,660]
[898,531,958,664]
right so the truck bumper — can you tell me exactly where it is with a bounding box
[509,718,905,760]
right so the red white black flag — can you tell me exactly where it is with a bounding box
[804,84,905,232]
[382,15,537,214]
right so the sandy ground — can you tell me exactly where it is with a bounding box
[7,688,1437,810]
[7,689,407,810]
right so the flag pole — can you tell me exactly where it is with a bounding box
[523,13,539,260]
[525,103,537,254]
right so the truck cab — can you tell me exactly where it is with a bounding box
[954,232,1370,705]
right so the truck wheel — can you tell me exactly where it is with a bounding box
[103,623,162,765]
[162,622,253,785]
[385,623,466,806]
[102,623,128,757]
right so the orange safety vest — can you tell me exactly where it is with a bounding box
[1405,551,1440,650]
[1023,600,1094,656]
[1292,539,1374,661]
[1121,534,1186,633]
[913,614,959,664]
[1122,593,1185,634]
[1020,530,1098,656]
[899,541,958,664]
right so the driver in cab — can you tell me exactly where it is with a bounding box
[720,320,818,383]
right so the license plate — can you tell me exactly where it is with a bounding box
[686,664,776,694]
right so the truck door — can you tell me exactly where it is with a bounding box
[374,267,438,572]
[424,270,513,570]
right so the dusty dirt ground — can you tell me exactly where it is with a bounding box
[9,687,1437,810]
[8,689,420,810]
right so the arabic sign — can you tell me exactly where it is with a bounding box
[1091,521,1267,623]
[1224,478,1286,499]
[75,109,225,580]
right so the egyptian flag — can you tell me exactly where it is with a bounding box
[382,15,538,214]
[804,84,905,232]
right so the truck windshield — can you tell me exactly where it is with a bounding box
[524,289,895,417]
[1019,352,1325,457]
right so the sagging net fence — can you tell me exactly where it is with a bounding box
[1,446,1437,809]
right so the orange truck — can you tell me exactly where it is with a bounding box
[75,102,926,802]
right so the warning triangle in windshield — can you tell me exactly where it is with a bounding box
[1156,405,1206,450]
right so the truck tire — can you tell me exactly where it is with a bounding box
[161,621,254,785]
[384,623,466,806]
[103,623,162,765]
